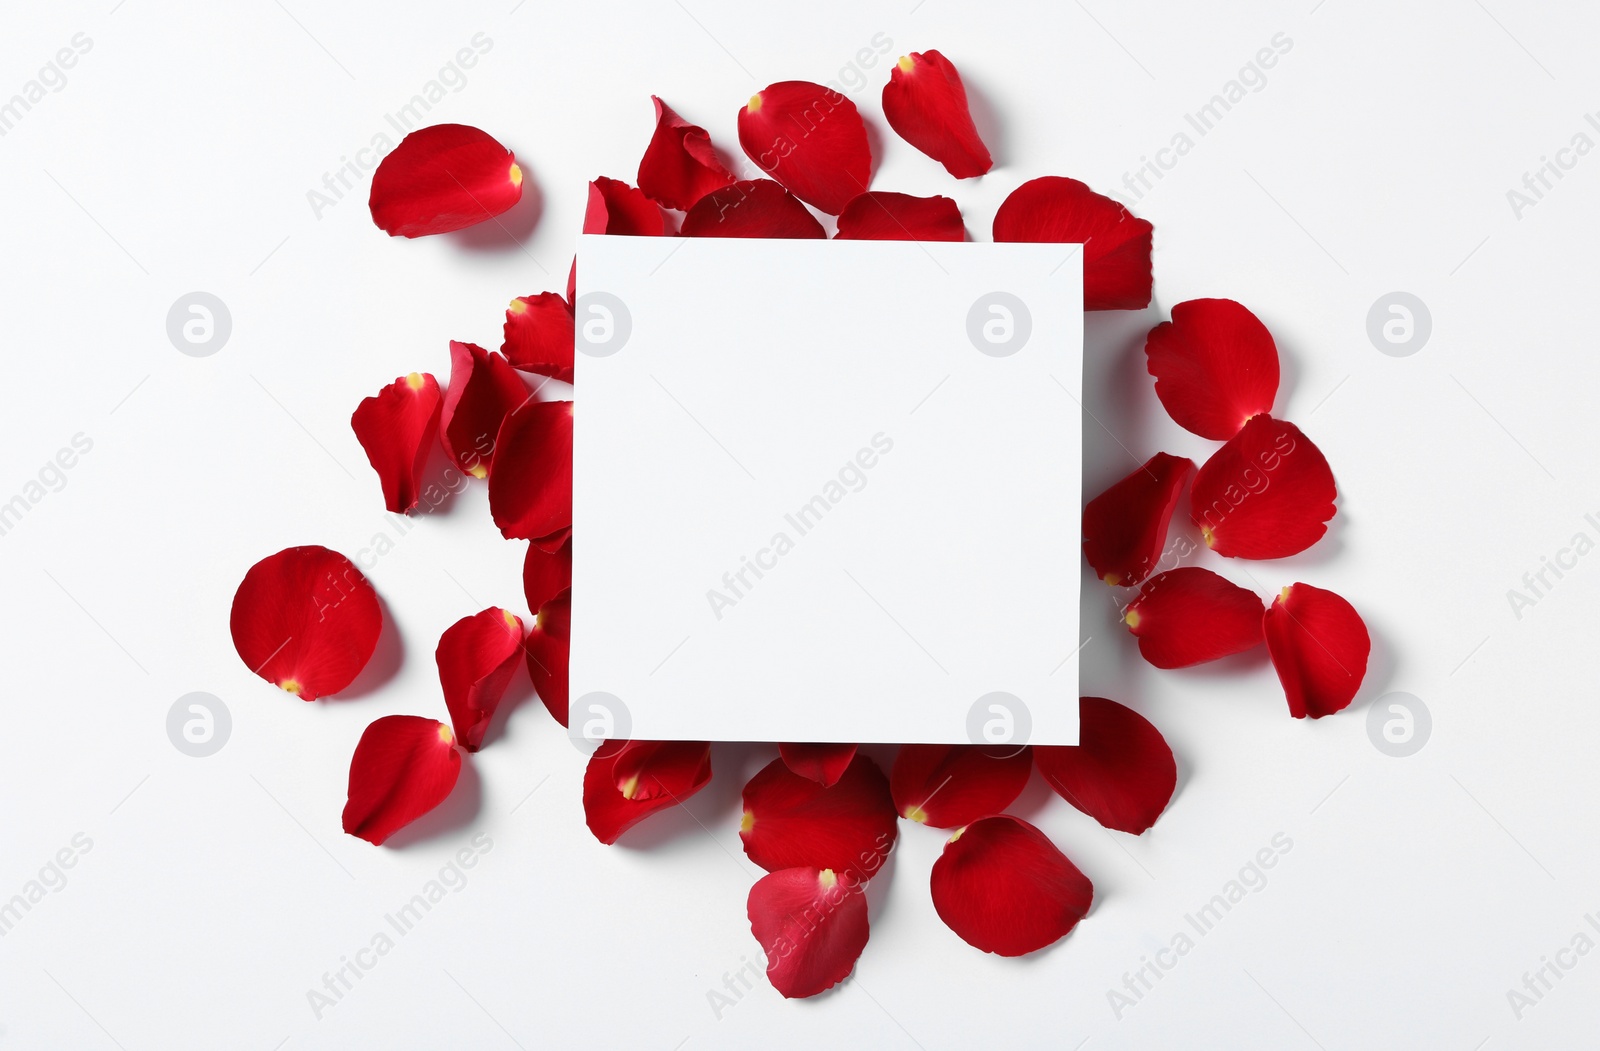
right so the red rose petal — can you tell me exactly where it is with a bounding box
[368,124,522,237]
[1124,568,1265,669]
[440,340,527,479]
[524,590,570,726]
[501,292,575,384]
[435,607,525,752]
[1190,415,1337,559]
[738,82,871,214]
[1034,697,1177,834]
[992,176,1153,310]
[583,740,712,844]
[523,533,572,614]
[230,545,381,701]
[834,191,964,242]
[350,372,442,514]
[487,399,573,541]
[583,176,664,236]
[930,815,1092,956]
[341,715,462,845]
[531,526,571,554]
[637,96,736,211]
[741,755,897,880]
[881,50,993,179]
[1082,452,1194,587]
[679,179,826,239]
[748,867,870,998]
[779,744,858,788]
[1145,299,1280,440]
[1264,583,1370,719]
[890,745,1032,829]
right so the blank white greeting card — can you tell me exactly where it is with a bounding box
[570,234,1082,745]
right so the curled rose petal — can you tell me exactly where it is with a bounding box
[583,176,664,236]
[1034,697,1177,834]
[1264,583,1370,719]
[584,740,712,844]
[368,124,522,237]
[741,755,897,880]
[523,533,572,614]
[881,50,993,179]
[1145,299,1280,440]
[524,590,570,725]
[779,744,858,788]
[834,191,963,242]
[1190,415,1336,559]
[992,176,1153,310]
[1082,452,1194,587]
[487,399,573,541]
[738,82,871,214]
[342,716,462,845]
[501,293,574,383]
[1124,568,1265,669]
[350,372,442,514]
[748,867,870,998]
[436,607,525,752]
[440,340,527,479]
[230,546,381,701]
[890,745,1031,829]
[637,96,735,210]
[680,179,826,239]
[930,815,1093,956]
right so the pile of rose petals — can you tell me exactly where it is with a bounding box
[229,49,1370,999]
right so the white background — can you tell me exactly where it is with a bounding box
[1,0,1596,1048]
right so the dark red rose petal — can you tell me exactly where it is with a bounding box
[487,399,573,541]
[583,740,712,844]
[435,607,525,752]
[583,176,664,236]
[1082,452,1194,587]
[748,867,870,998]
[834,191,963,241]
[524,590,570,726]
[440,340,527,479]
[890,745,1032,829]
[637,96,736,211]
[1124,568,1265,669]
[1034,697,1177,834]
[930,815,1092,956]
[531,526,571,554]
[779,744,858,788]
[230,545,381,701]
[1145,298,1280,440]
[680,179,826,239]
[368,124,522,237]
[992,176,1153,310]
[1190,415,1336,559]
[741,755,897,881]
[1264,583,1370,719]
[350,372,442,514]
[501,292,574,384]
[523,533,572,614]
[738,82,871,214]
[341,715,461,845]
[881,50,993,179]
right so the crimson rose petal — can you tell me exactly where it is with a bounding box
[583,740,712,844]
[1082,452,1194,587]
[583,176,664,236]
[523,533,572,614]
[1264,583,1370,719]
[881,50,993,178]
[1145,298,1280,440]
[890,745,1031,829]
[524,590,570,726]
[680,180,826,239]
[350,372,442,514]
[1034,697,1177,834]
[738,82,871,214]
[342,716,462,845]
[930,815,1092,956]
[992,176,1153,310]
[834,191,964,241]
[436,607,525,752]
[368,124,522,237]
[1124,568,1265,669]
[230,545,381,701]
[778,744,858,788]
[502,293,575,384]
[487,399,573,541]
[741,755,897,881]
[748,868,870,998]
[440,340,527,479]
[1190,415,1336,559]
[637,96,736,210]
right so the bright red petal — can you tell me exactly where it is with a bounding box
[350,372,442,514]
[1145,299,1279,440]
[1264,583,1370,719]
[368,124,522,237]
[230,546,381,701]
[435,607,525,752]
[342,715,461,845]
[1034,697,1177,834]
[992,176,1153,310]
[523,533,572,614]
[583,176,664,236]
[524,590,570,725]
[1082,452,1193,587]
[1190,415,1337,559]
[779,744,858,787]
[930,815,1092,956]
[680,179,826,239]
[880,50,992,178]
[1124,568,1264,669]
[487,399,573,541]
[583,740,712,844]
[834,191,963,241]
[741,755,897,880]
[890,745,1031,829]
[637,96,736,211]
[748,868,870,998]
[502,292,574,383]
[440,340,527,479]
[738,82,871,214]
